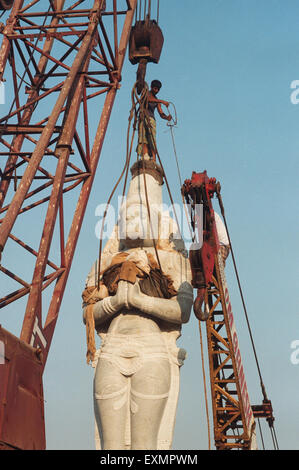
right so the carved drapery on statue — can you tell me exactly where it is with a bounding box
[82,160,193,450]
[82,250,178,364]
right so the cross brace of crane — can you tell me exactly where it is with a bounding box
[206,252,256,450]
[182,170,276,450]
[0,0,137,450]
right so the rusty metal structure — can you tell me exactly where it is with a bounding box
[182,171,277,449]
[0,0,278,452]
[0,1,14,11]
[129,15,163,93]
[0,0,137,450]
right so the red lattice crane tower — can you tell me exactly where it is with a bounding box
[182,171,277,450]
[0,0,278,452]
[0,0,137,450]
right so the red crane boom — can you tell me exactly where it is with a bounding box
[182,171,276,449]
[0,1,277,451]
[0,0,137,450]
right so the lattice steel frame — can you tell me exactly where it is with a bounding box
[0,0,137,368]
[205,252,256,450]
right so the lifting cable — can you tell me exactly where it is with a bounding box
[94,81,280,451]
[167,117,279,450]
[166,106,212,449]
[166,106,195,243]
[257,418,266,450]
[134,82,163,273]
[136,0,159,22]
[96,79,166,288]
[216,190,279,450]
[96,83,140,288]
[166,102,182,187]
[141,105,183,244]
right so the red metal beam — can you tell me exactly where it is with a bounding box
[0,0,137,449]
[42,0,138,366]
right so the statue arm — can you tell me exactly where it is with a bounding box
[83,280,194,327]
[127,281,193,325]
[82,281,129,327]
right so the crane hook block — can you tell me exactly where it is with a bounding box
[0,0,14,10]
[129,20,164,66]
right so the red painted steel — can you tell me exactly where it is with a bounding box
[0,0,137,449]
[182,170,276,449]
[0,325,45,450]
[0,1,14,10]
[182,171,220,320]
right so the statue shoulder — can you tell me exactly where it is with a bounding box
[158,249,192,287]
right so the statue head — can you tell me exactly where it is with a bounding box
[118,172,162,248]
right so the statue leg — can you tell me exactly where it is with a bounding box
[130,359,171,450]
[94,358,128,450]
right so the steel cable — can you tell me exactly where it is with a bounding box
[141,108,183,243]
[216,189,279,450]
[96,83,140,288]
[145,97,213,449]
[167,113,278,450]
[135,82,163,272]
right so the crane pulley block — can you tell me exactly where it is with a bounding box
[0,0,14,10]
[129,19,164,65]
[129,19,164,94]
[182,171,221,320]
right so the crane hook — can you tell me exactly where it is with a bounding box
[193,289,209,321]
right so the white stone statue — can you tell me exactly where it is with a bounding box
[83,161,193,450]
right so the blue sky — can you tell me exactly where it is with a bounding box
[0,0,299,450]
